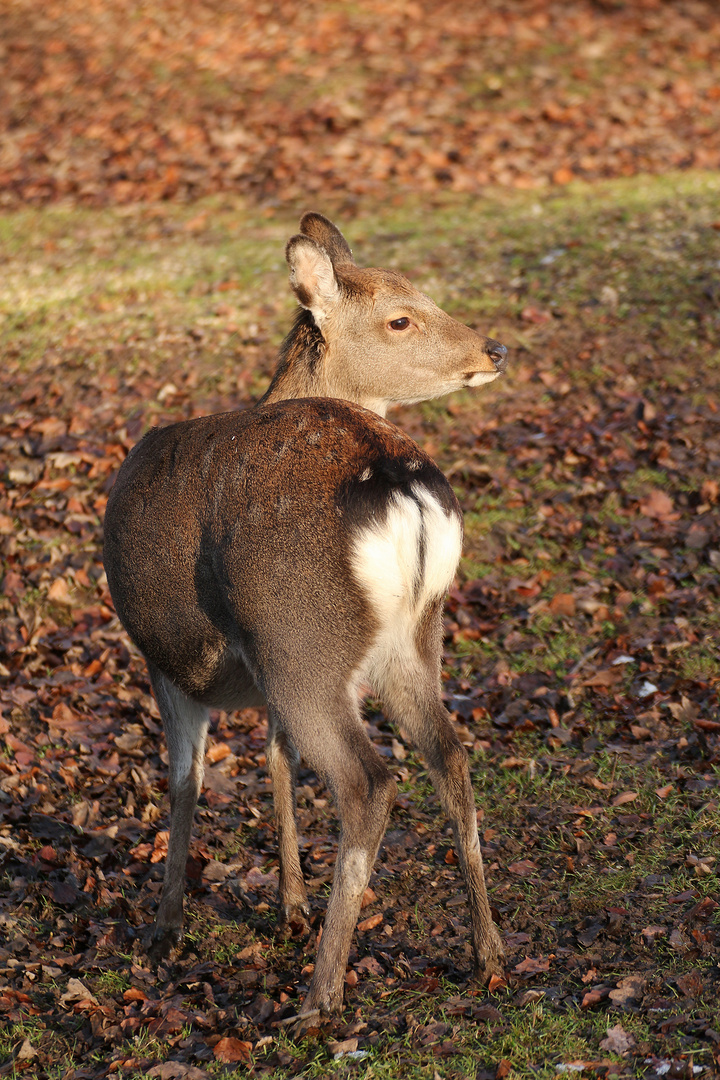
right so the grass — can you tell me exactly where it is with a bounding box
[2,172,719,387]
[2,171,720,1078]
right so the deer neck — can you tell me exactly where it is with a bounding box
[259,309,388,417]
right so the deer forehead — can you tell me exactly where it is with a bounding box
[338,267,447,321]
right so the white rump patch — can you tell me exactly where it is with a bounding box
[351,483,462,642]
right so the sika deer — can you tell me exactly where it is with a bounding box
[103,214,507,1016]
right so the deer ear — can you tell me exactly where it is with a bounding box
[298,212,354,265]
[286,235,341,326]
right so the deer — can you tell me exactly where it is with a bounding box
[103,213,508,1018]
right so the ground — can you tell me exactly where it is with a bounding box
[1,2,720,1080]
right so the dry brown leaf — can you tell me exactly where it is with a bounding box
[611,790,638,807]
[328,1038,359,1056]
[641,926,667,942]
[600,1024,636,1053]
[59,979,99,1010]
[513,956,551,975]
[580,989,605,1008]
[668,695,699,723]
[508,859,538,876]
[206,741,232,763]
[639,489,674,519]
[582,667,624,687]
[49,702,84,731]
[549,592,576,616]
[357,913,383,932]
[47,577,74,605]
[608,975,645,1005]
[214,1037,252,1064]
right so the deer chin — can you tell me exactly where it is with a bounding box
[465,370,502,386]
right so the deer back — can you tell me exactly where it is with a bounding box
[104,398,462,705]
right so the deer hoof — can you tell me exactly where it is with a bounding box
[147,923,182,963]
[475,929,506,984]
[302,982,345,1018]
[278,900,311,938]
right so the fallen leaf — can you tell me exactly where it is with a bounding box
[213,1037,252,1064]
[487,973,507,994]
[16,1040,38,1061]
[513,956,551,976]
[641,926,667,943]
[582,667,624,687]
[59,979,99,1009]
[206,741,232,763]
[611,790,638,807]
[516,988,545,1006]
[355,956,384,976]
[203,859,232,882]
[639,489,674,519]
[49,702,85,732]
[599,1023,636,1054]
[357,913,383,932]
[47,577,75,605]
[608,975,645,1005]
[329,1037,359,1057]
[391,738,407,761]
[676,972,704,998]
[147,1065,213,1079]
[549,592,576,616]
[508,859,538,876]
[694,717,720,732]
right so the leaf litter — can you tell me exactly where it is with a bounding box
[1,3,720,1076]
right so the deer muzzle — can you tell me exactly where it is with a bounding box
[487,340,508,372]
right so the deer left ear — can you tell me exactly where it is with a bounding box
[286,235,341,327]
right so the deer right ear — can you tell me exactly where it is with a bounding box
[299,212,354,265]
[286,235,341,327]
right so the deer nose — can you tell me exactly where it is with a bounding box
[487,340,508,371]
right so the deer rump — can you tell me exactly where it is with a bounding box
[104,397,462,713]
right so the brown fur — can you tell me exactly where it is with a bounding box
[103,216,506,1017]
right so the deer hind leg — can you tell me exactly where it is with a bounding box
[370,608,505,983]
[266,710,310,932]
[271,691,397,1015]
[147,663,209,959]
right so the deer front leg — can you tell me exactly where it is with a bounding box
[413,701,505,980]
[378,664,505,982]
[266,715,310,933]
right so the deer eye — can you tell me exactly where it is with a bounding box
[388,317,411,331]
